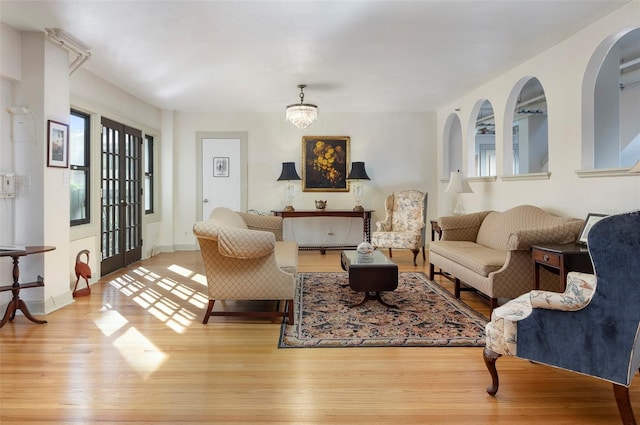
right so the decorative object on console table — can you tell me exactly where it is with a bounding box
[346,161,370,212]
[286,84,318,129]
[314,200,327,210]
[47,120,69,168]
[445,170,473,215]
[302,136,350,192]
[277,162,301,212]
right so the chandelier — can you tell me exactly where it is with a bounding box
[286,84,318,129]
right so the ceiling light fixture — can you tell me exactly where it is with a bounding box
[286,84,317,129]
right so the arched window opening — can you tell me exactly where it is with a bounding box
[593,28,640,169]
[474,99,496,177]
[512,77,548,175]
[443,113,463,180]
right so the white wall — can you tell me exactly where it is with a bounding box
[171,111,437,250]
[436,2,640,219]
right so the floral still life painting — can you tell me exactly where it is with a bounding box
[302,136,350,192]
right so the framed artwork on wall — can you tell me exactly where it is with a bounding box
[301,136,350,192]
[213,157,229,177]
[47,120,69,168]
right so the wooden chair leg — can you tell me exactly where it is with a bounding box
[287,299,294,325]
[422,246,426,261]
[388,248,392,258]
[483,348,502,396]
[613,383,637,425]
[454,278,461,298]
[489,298,498,318]
[202,299,215,324]
[429,263,435,280]
[411,249,419,266]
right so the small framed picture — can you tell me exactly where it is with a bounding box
[47,120,69,168]
[213,157,229,177]
[578,213,607,244]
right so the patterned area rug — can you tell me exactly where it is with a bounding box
[278,272,487,348]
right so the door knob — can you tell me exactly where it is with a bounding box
[203,199,209,203]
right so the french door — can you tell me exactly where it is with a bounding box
[100,117,143,276]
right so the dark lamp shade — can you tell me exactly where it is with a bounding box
[347,162,370,180]
[277,162,301,181]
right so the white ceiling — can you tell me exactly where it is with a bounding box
[0,0,632,113]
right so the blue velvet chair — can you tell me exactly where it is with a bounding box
[483,210,640,425]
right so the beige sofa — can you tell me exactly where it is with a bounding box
[193,207,298,324]
[428,205,583,315]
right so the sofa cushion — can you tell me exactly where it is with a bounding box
[217,227,275,259]
[209,207,248,229]
[476,205,575,251]
[429,240,507,277]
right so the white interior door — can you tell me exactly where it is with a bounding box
[202,138,241,219]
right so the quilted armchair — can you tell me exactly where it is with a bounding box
[371,190,427,266]
[193,207,298,324]
[484,211,640,425]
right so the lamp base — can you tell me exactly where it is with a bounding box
[353,205,364,212]
[284,205,295,212]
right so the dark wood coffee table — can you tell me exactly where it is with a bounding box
[340,250,399,308]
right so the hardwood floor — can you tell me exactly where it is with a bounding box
[1,249,636,424]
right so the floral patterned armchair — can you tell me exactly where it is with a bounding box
[370,190,427,266]
[483,211,640,425]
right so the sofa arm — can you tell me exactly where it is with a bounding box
[238,212,284,241]
[217,227,276,259]
[506,220,585,250]
[438,211,491,241]
[530,272,596,311]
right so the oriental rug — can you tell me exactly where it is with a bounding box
[278,272,487,348]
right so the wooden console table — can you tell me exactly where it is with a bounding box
[531,243,593,291]
[272,209,374,254]
[1,246,56,328]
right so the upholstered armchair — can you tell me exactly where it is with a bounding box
[193,207,298,325]
[371,190,427,266]
[483,211,640,425]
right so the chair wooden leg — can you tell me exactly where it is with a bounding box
[287,299,294,325]
[483,348,502,396]
[429,263,435,280]
[202,299,215,324]
[613,383,637,425]
[489,298,498,318]
[388,248,392,258]
[454,278,461,298]
[411,249,419,266]
[422,246,426,261]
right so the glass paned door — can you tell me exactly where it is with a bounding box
[100,117,142,276]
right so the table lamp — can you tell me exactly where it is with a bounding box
[277,162,301,212]
[347,162,370,212]
[445,170,473,215]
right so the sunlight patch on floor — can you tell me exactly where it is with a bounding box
[94,304,128,337]
[113,327,168,379]
[106,265,207,334]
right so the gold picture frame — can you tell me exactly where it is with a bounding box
[302,136,350,192]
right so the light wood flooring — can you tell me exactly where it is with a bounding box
[0,249,637,424]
